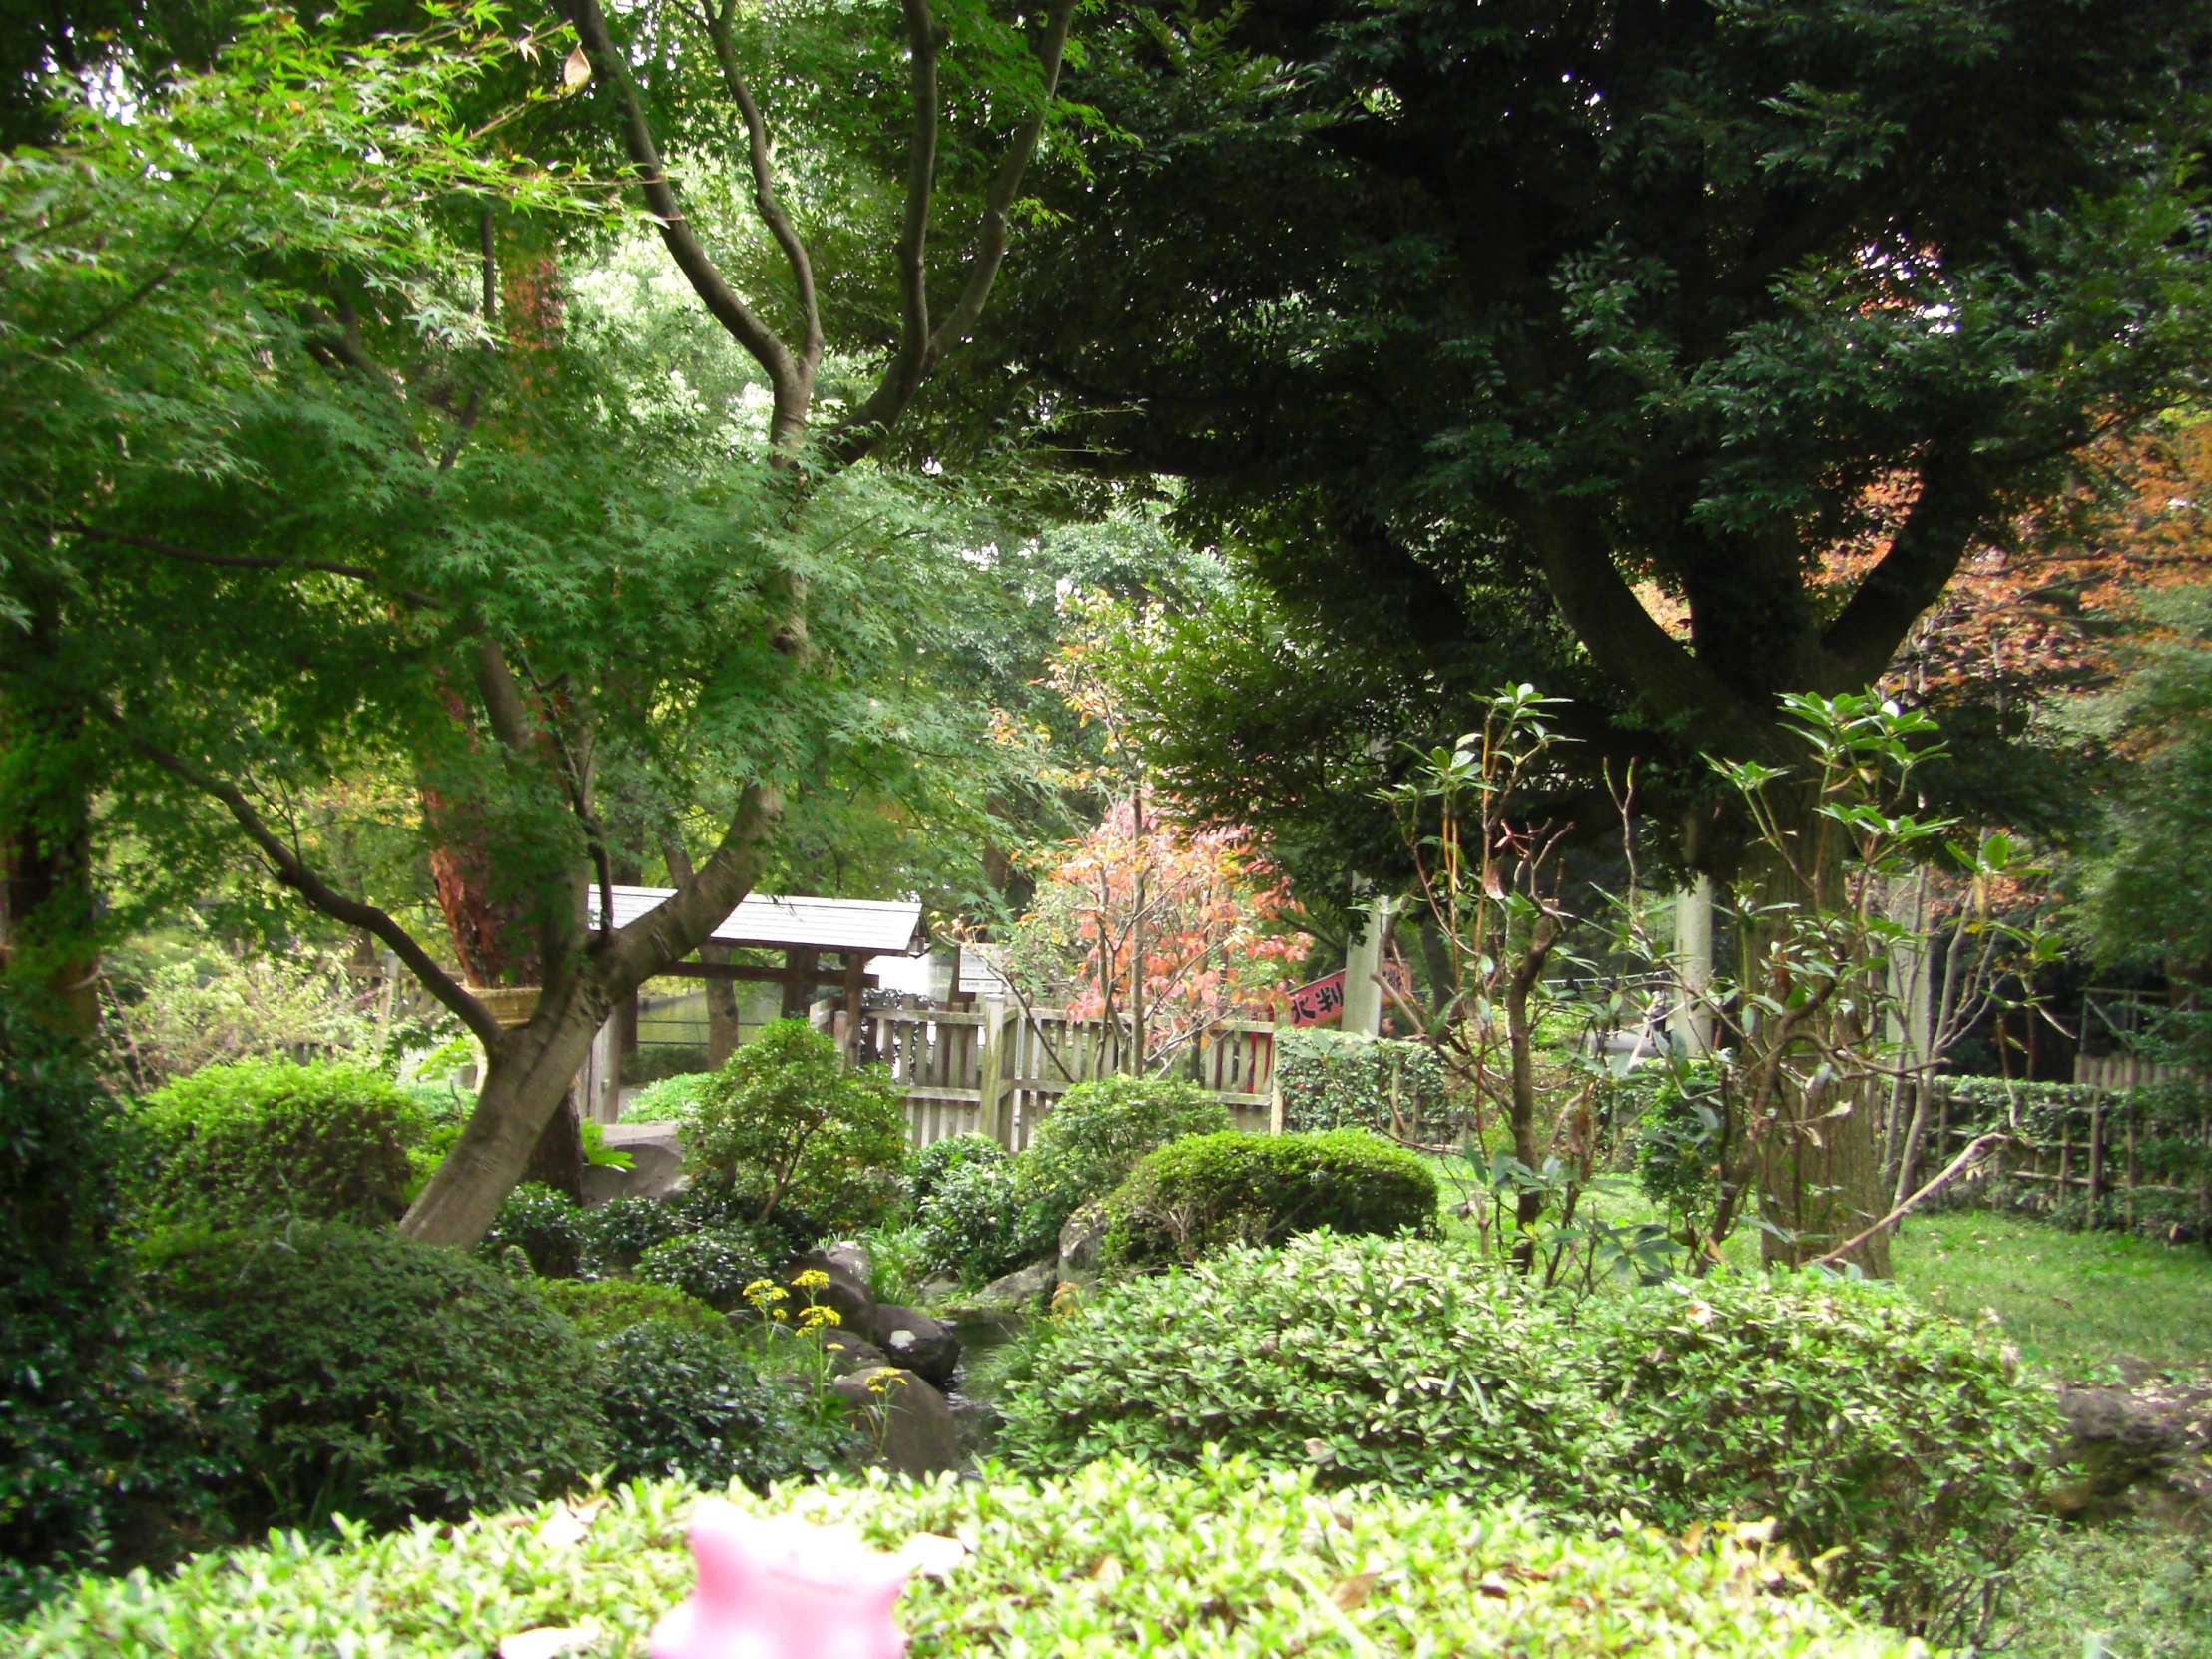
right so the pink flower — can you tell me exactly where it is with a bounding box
[649,1502,911,1659]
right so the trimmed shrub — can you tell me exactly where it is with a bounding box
[0,992,242,1615]
[1584,1272,2060,1635]
[1000,1234,1600,1497]
[479,1181,586,1278]
[1101,1128,1438,1268]
[596,1324,852,1490]
[1634,1058,1723,1219]
[127,1058,423,1228]
[1013,1074,1228,1258]
[148,1223,607,1533]
[5,1459,1926,1659]
[1275,1029,1452,1136]
[634,1227,777,1312]
[907,1132,1004,1211]
[677,1021,908,1234]
[536,1278,729,1343]
[915,1157,1025,1286]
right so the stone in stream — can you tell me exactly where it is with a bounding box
[868,1304,961,1388]
[832,1366,961,1478]
[786,1249,877,1336]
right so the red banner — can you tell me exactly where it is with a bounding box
[1285,971,1346,1026]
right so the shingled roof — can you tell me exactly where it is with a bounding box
[598,885,928,956]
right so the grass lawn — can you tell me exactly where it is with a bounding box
[1890,1208,2212,1378]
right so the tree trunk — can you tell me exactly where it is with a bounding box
[0,621,99,1037]
[1733,827,1892,1277]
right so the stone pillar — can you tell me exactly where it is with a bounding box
[1343,897,1393,1038]
[1669,875,1714,1055]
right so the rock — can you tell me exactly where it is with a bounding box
[581,1122,686,1205]
[869,1304,961,1388]
[807,1324,889,1378]
[979,1258,1058,1310]
[832,1367,960,1479]
[786,1250,877,1337]
[821,1239,873,1286]
[1058,1202,1108,1273]
[2052,1371,2212,1524]
[917,1274,959,1302]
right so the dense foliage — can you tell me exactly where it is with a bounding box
[679,1022,908,1235]
[907,1132,1006,1212]
[0,993,240,1614]
[1275,1030,1452,1138]
[534,1278,730,1344]
[594,1323,851,1491]
[127,1059,422,1229]
[634,1228,779,1314]
[147,1224,607,1534]
[1101,1129,1439,1268]
[1000,1234,2054,1635]
[4,1459,1927,1658]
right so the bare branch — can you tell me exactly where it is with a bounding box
[697,0,824,370]
[829,0,1075,464]
[88,704,501,1049]
[1813,1130,2009,1268]
[562,0,803,414]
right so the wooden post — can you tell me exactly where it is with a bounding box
[1268,1019,1285,1135]
[2126,1100,2138,1231]
[2058,1120,2073,1224]
[979,999,1008,1148]
[842,952,866,1061]
[2087,1093,2104,1229]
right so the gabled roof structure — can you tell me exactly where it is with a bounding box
[599,885,928,957]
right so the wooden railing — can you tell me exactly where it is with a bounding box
[857,1006,1279,1150]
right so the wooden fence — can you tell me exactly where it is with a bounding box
[1925,1069,2212,1237]
[856,1005,1278,1151]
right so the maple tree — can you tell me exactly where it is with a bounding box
[1005,802,1309,1072]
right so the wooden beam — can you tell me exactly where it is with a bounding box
[655,961,877,988]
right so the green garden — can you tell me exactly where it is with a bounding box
[6,2,2212,1654]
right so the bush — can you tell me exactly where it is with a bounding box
[1584,1271,2060,1636]
[1100,1128,1438,1269]
[577,1192,698,1276]
[0,991,242,1615]
[3,1458,1926,1659]
[623,1071,712,1122]
[148,1223,608,1533]
[677,1021,908,1234]
[1013,1074,1228,1258]
[1634,1058,1723,1219]
[634,1227,777,1312]
[595,1323,851,1490]
[536,1278,729,1343]
[1002,1230,2055,1642]
[1275,1029,1453,1136]
[1000,1234,1599,1497]
[127,1058,423,1228]
[479,1182,586,1277]
[915,1157,1025,1286]
[907,1132,1004,1211]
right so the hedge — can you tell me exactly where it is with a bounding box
[7,1458,1925,1658]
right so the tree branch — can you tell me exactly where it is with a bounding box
[88,705,501,1049]
[1820,447,1991,685]
[55,522,441,610]
[562,0,802,410]
[829,0,1075,464]
[608,784,784,995]
[697,0,824,372]
[1509,492,1777,756]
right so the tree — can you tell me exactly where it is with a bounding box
[2,0,1081,1248]
[942,0,2212,1242]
